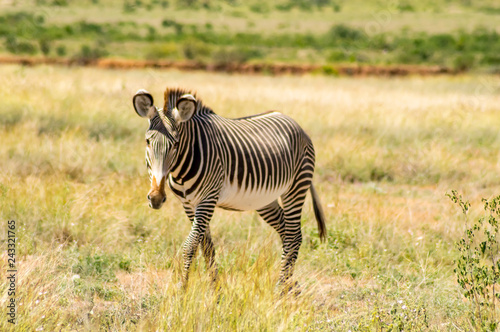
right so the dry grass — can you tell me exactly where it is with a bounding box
[0,64,500,330]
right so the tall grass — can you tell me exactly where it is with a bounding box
[0,65,499,330]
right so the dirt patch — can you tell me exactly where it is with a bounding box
[0,55,460,76]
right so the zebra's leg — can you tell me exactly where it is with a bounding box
[257,200,286,242]
[200,227,217,283]
[279,178,312,286]
[182,202,217,283]
[181,199,217,288]
[257,200,286,265]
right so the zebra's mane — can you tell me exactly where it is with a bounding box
[163,88,214,116]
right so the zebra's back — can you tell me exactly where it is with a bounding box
[209,111,314,211]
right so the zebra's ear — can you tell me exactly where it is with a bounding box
[133,89,157,119]
[173,94,197,123]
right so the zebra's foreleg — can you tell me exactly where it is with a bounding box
[182,203,218,283]
[200,228,218,283]
[181,200,216,288]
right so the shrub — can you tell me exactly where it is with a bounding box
[74,42,108,63]
[453,53,475,71]
[249,2,270,13]
[326,24,365,44]
[182,39,212,60]
[275,2,293,11]
[51,0,68,6]
[162,19,183,35]
[212,47,263,65]
[481,54,500,66]
[145,42,179,60]
[448,190,500,331]
[176,0,198,8]
[39,38,51,56]
[327,49,350,62]
[4,35,37,54]
[397,1,415,12]
[123,1,136,13]
[320,65,338,76]
[56,44,66,56]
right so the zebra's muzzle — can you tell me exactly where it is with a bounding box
[148,176,166,209]
[148,195,166,209]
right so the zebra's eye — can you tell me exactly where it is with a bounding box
[146,139,150,145]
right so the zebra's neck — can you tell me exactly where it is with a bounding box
[168,120,199,182]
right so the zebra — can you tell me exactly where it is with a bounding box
[132,87,326,289]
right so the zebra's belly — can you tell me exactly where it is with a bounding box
[217,181,289,211]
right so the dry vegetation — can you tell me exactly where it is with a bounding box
[0,64,500,330]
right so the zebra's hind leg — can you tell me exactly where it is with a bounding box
[257,200,286,244]
[279,179,311,288]
[257,200,300,294]
[257,200,286,285]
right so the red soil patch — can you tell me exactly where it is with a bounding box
[0,55,458,76]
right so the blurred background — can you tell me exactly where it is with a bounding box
[0,0,499,73]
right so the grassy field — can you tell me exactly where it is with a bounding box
[1,0,499,70]
[0,64,500,330]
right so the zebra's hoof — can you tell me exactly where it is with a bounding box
[175,281,187,291]
[278,280,301,297]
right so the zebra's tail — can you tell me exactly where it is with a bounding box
[310,183,327,242]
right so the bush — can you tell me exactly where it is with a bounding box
[275,2,293,11]
[4,35,37,54]
[78,21,103,36]
[327,49,350,62]
[453,53,475,71]
[481,54,500,66]
[326,24,365,44]
[51,0,68,6]
[182,39,212,60]
[249,2,270,13]
[123,1,136,13]
[39,38,51,56]
[394,36,432,64]
[212,47,263,65]
[74,42,108,63]
[320,65,338,76]
[397,1,414,12]
[56,44,66,56]
[162,19,183,35]
[145,42,179,60]
[448,191,500,331]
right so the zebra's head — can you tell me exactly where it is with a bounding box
[133,89,197,209]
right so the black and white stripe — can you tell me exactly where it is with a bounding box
[134,88,326,288]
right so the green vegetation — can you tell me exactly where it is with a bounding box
[0,65,499,330]
[0,0,499,70]
[449,191,500,331]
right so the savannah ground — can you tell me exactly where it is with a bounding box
[0,64,499,330]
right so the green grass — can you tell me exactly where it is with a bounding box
[0,64,500,330]
[0,0,499,70]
